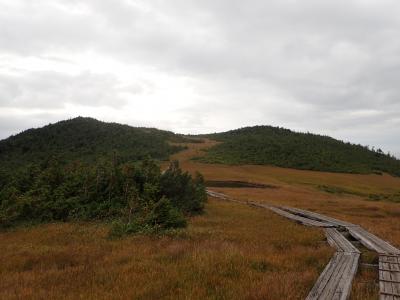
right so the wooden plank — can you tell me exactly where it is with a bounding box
[330,253,359,300]
[307,252,343,299]
[321,253,350,299]
[206,190,333,227]
[206,190,229,199]
[279,206,400,255]
[206,189,400,299]
[307,252,359,300]
[341,253,361,299]
[332,253,360,300]
[349,227,400,255]
[320,254,349,299]
[267,206,334,227]
[380,255,400,299]
[281,206,356,228]
[325,228,360,254]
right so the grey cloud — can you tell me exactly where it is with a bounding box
[0,111,65,138]
[0,3,99,54]
[0,0,400,156]
[0,71,131,108]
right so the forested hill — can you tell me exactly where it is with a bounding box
[198,126,400,176]
[0,118,207,229]
[0,117,187,171]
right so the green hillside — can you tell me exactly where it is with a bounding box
[198,126,400,176]
[0,118,206,230]
[0,117,186,172]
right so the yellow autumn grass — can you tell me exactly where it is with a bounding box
[1,139,399,299]
[171,139,400,247]
[166,139,400,299]
[0,199,332,299]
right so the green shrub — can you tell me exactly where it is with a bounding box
[147,197,187,229]
[160,162,207,214]
[0,157,206,235]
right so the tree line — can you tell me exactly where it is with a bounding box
[0,117,188,173]
[199,126,400,176]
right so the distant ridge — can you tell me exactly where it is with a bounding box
[198,126,400,176]
[0,117,187,171]
[1,119,399,177]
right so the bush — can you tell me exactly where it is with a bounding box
[160,162,207,214]
[147,197,187,229]
[0,157,207,235]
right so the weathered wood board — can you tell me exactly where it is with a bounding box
[306,252,360,300]
[266,206,334,227]
[325,228,360,254]
[281,206,357,228]
[206,189,400,300]
[379,255,400,300]
[206,190,229,199]
[348,226,400,255]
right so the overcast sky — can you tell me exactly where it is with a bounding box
[1,0,400,157]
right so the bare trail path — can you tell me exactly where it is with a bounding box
[207,190,400,300]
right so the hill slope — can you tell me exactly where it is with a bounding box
[198,126,400,176]
[0,117,186,171]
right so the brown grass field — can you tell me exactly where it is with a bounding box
[1,139,399,299]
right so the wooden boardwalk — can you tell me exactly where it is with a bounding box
[286,210,400,300]
[206,189,400,300]
[306,252,360,300]
[267,206,335,227]
[347,226,400,255]
[206,190,229,200]
[281,206,357,228]
[325,228,360,254]
[379,255,400,300]
[306,228,360,300]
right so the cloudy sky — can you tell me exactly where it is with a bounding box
[1,0,400,157]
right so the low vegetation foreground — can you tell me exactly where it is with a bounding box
[1,118,400,299]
